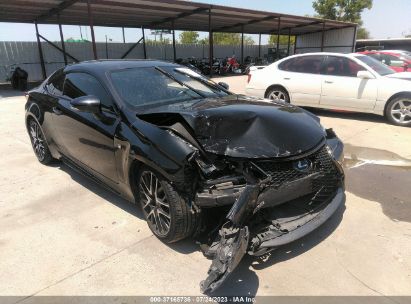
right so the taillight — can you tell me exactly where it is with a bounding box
[247,73,251,83]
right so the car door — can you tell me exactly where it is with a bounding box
[277,55,325,106]
[320,56,378,110]
[52,72,120,182]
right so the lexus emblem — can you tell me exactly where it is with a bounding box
[293,159,312,172]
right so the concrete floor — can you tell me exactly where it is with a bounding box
[0,80,410,300]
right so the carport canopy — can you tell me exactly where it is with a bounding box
[0,0,357,79]
[0,0,355,35]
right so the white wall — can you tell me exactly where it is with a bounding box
[295,27,356,54]
[0,41,290,82]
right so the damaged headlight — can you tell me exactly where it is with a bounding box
[325,128,344,165]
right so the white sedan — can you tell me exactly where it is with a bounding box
[246,52,411,126]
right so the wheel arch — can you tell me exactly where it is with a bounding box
[264,84,290,99]
[384,91,411,115]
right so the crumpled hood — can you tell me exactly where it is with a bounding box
[138,96,326,158]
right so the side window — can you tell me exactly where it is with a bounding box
[278,56,324,74]
[381,54,404,67]
[323,56,366,77]
[63,73,114,111]
[46,69,65,96]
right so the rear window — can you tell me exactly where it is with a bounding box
[278,56,324,74]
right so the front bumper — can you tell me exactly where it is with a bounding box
[258,187,345,249]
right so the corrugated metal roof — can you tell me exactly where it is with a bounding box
[0,0,356,35]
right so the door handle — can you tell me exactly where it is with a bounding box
[52,106,63,115]
[284,77,291,80]
[324,80,333,84]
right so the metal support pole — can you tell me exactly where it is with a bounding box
[57,14,67,65]
[87,0,97,59]
[172,21,176,62]
[321,22,325,52]
[241,26,244,64]
[258,33,261,58]
[142,27,147,59]
[352,25,357,52]
[122,27,126,43]
[287,28,291,56]
[294,34,298,54]
[276,17,281,60]
[105,35,109,59]
[208,8,213,77]
[35,22,47,80]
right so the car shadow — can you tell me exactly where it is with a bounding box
[57,162,144,220]
[211,203,346,297]
[307,108,387,124]
[55,160,345,297]
[0,89,25,99]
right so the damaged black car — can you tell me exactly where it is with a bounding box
[25,60,345,293]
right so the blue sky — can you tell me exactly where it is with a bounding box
[0,0,409,43]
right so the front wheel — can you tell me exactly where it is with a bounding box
[136,168,197,243]
[266,86,290,103]
[27,118,54,164]
[385,97,411,127]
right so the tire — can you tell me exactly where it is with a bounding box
[136,167,197,243]
[385,96,411,127]
[266,86,290,103]
[27,118,54,165]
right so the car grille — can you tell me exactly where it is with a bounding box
[255,145,342,206]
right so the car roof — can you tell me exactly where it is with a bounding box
[63,59,179,75]
[358,50,400,55]
[285,52,361,59]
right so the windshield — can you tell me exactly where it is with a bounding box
[354,55,395,76]
[110,66,230,109]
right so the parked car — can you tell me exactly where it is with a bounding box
[357,50,411,72]
[382,49,411,58]
[26,60,345,293]
[246,52,411,126]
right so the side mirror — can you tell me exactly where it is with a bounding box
[357,70,374,79]
[70,95,101,113]
[218,82,229,90]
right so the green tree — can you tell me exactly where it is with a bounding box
[213,33,254,45]
[357,27,370,39]
[269,35,296,46]
[312,0,372,39]
[145,38,171,44]
[179,31,199,44]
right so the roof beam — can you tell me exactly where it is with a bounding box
[36,0,79,22]
[291,20,324,29]
[298,24,354,36]
[150,7,208,27]
[213,15,278,32]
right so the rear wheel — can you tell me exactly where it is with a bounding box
[386,96,411,127]
[27,119,54,164]
[266,86,290,103]
[137,168,197,243]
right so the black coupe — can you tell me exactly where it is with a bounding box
[26,60,345,293]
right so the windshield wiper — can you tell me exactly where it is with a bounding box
[174,68,231,94]
[155,66,206,98]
